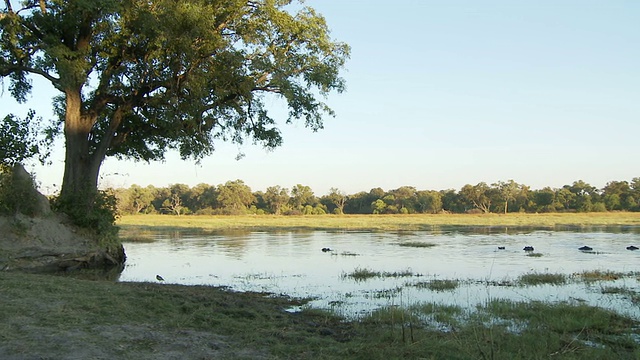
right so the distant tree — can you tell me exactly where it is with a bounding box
[162,194,184,216]
[345,187,387,214]
[381,194,398,214]
[629,177,640,211]
[252,191,267,214]
[554,187,574,212]
[325,187,347,214]
[371,199,386,214]
[369,187,386,200]
[161,184,191,215]
[494,180,521,214]
[188,183,217,211]
[459,183,493,213]
[390,186,416,213]
[343,191,372,214]
[532,187,556,212]
[215,180,255,215]
[440,189,464,213]
[290,184,316,210]
[263,186,290,215]
[602,181,630,211]
[128,184,154,214]
[415,190,442,214]
[567,180,597,212]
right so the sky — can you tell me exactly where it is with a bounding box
[3,0,640,196]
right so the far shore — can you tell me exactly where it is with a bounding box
[117,212,640,232]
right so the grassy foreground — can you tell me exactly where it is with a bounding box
[1,271,638,359]
[117,212,640,232]
[4,213,639,358]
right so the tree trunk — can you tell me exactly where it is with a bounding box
[58,90,104,212]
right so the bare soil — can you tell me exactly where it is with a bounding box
[0,214,123,272]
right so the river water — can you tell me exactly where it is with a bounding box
[118,227,640,319]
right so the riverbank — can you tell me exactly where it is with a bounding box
[117,212,640,232]
[1,271,638,359]
[3,213,639,358]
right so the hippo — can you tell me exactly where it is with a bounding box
[523,246,534,251]
[626,245,639,251]
[579,246,593,251]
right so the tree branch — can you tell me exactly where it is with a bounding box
[3,0,13,13]
[252,85,281,93]
[2,64,62,90]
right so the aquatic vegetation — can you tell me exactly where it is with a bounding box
[342,267,419,281]
[601,286,640,304]
[339,251,359,256]
[518,272,566,286]
[579,270,625,282]
[398,241,437,248]
[413,279,460,292]
[342,267,380,281]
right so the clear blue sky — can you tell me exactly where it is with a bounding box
[4,0,640,195]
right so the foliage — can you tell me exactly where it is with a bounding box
[1,0,350,222]
[214,180,255,214]
[0,164,39,216]
[0,112,50,166]
[51,188,119,239]
[263,185,290,214]
[110,176,640,216]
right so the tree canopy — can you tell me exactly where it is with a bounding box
[111,177,640,216]
[1,0,349,219]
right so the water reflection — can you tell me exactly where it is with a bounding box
[118,227,640,319]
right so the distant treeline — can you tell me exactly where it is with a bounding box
[110,178,640,215]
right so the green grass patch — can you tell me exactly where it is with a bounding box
[1,272,638,359]
[414,279,460,292]
[526,252,544,257]
[397,241,437,248]
[342,267,419,281]
[601,286,640,304]
[411,302,464,326]
[343,267,380,281]
[518,272,567,286]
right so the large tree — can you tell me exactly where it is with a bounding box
[0,0,349,216]
[214,179,254,214]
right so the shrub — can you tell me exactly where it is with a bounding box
[0,164,41,216]
[51,189,119,238]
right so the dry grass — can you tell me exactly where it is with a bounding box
[579,270,627,282]
[117,213,640,232]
